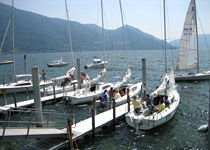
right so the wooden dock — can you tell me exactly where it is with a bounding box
[0,93,64,113]
[7,103,133,149]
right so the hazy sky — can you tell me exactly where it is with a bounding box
[1,0,210,41]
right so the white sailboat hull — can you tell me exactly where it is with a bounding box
[84,61,108,69]
[175,71,210,81]
[126,89,180,130]
[0,80,53,94]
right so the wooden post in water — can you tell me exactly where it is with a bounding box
[91,108,95,138]
[93,97,96,115]
[3,90,7,105]
[127,88,130,112]
[142,57,146,84]
[13,92,17,108]
[71,103,75,124]
[9,76,12,83]
[42,85,45,97]
[109,92,112,109]
[113,99,116,126]
[32,66,43,127]
[77,58,81,89]
[26,87,29,100]
[208,77,210,150]
[24,55,27,79]
[67,119,73,150]
[53,84,56,103]
[3,79,5,86]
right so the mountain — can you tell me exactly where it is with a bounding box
[0,2,174,53]
[170,34,210,50]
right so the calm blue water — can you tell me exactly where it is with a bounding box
[0,49,209,149]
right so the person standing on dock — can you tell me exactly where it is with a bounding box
[42,70,47,82]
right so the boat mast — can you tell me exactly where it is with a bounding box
[119,0,130,83]
[65,0,74,67]
[163,0,167,74]
[194,0,199,73]
[101,0,106,82]
[12,0,16,81]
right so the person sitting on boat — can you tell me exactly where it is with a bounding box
[119,89,125,97]
[141,94,154,114]
[130,95,141,114]
[42,70,47,82]
[99,90,108,104]
[154,99,165,112]
[114,90,121,100]
[164,95,170,107]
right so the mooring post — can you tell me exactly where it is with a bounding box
[9,76,12,83]
[109,92,112,109]
[208,77,210,150]
[3,78,5,86]
[67,119,73,150]
[142,57,146,84]
[127,88,130,112]
[113,99,116,126]
[91,108,95,138]
[71,103,75,124]
[24,55,27,79]
[26,87,29,100]
[32,66,43,127]
[42,85,45,97]
[3,90,7,105]
[53,84,56,103]
[93,97,96,115]
[77,58,81,89]
[13,92,17,108]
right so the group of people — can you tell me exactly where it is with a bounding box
[131,94,170,115]
[98,87,126,104]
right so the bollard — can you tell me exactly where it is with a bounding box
[77,58,81,89]
[113,99,116,126]
[91,108,95,138]
[3,79,5,86]
[127,88,130,112]
[24,55,27,79]
[32,66,43,127]
[13,92,17,108]
[142,57,146,84]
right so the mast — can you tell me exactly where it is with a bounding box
[194,0,199,73]
[163,0,167,74]
[12,0,16,81]
[65,0,74,67]
[101,0,106,82]
[119,0,131,83]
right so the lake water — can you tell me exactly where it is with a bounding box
[0,49,209,149]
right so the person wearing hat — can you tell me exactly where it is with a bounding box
[130,95,141,114]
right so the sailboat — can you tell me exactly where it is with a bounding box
[47,57,69,67]
[175,0,210,81]
[125,0,180,130]
[0,0,52,94]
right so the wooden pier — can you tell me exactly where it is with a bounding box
[2,102,133,149]
[0,93,64,113]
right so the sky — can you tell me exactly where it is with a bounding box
[0,0,210,41]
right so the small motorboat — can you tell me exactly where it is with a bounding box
[198,123,208,133]
[84,59,108,69]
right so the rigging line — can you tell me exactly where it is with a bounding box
[65,0,74,67]
[163,0,167,74]
[197,13,210,50]
[12,0,15,81]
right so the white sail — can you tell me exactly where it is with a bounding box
[176,0,198,71]
[88,68,106,85]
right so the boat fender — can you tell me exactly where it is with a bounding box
[198,124,208,132]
